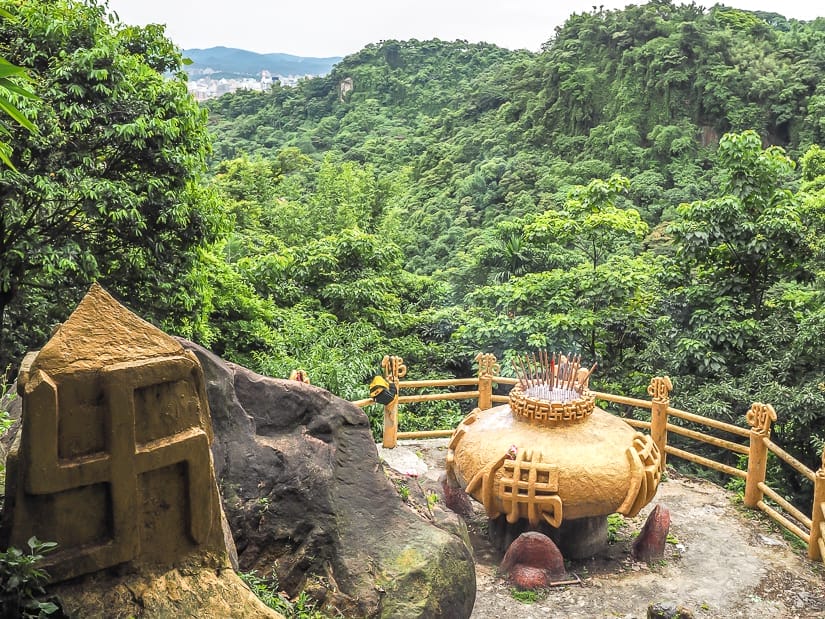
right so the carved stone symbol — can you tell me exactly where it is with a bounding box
[475,352,500,379]
[382,354,407,383]
[1,284,226,582]
[619,432,662,518]
[647,376,673,402]
[497,449,563,527]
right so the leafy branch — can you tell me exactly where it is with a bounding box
[0,536,60,618]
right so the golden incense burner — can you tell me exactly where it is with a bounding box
[446,351,661,555]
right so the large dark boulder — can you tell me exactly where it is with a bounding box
[181,340,475,618]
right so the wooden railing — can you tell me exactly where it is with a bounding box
[351,353,825,563]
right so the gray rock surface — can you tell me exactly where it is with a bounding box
[181,340,476,618]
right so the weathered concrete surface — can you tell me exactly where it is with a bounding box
[182,340,476,619]
[403,438,825,619]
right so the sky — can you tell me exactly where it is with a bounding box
[104,0,824,58]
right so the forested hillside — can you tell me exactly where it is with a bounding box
[203,2,825,501]
[1,1,824,503]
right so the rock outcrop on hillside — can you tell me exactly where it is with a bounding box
[181,340,476,619]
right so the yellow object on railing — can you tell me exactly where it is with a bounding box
[379,355,406,448]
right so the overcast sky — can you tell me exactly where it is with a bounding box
[104,0,824,57]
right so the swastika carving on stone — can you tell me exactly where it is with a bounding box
[1,284,226,583]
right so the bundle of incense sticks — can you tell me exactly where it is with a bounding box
[511,350,597,399]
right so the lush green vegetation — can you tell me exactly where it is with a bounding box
[239,570,329,618]
[0,0,225,367]
[0,536,59,618]
[1,1,824,508]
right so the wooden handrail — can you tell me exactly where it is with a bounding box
[666,422,749,455]
[665,444,747,479]
[396,429,453,440]
[491,376,519,385]
[398,378,479,388]
[757,500,811,544]
[763,438,816,482]
[397,391,480,404]
[667,406,750,438]
[623,418,652,430]
[757,482,812,529]
[589,391,652,409]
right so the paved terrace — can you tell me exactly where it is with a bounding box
[380,438,825,619]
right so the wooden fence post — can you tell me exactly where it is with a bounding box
[647,376,672,471]
[810,448,825,561]
[743,402,776,508]
[381,355,406,448]
[475,352,499,410]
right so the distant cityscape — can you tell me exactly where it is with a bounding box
[181,47,340,101]
[187,69,317,101]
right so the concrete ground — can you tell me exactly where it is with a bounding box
[379,439,825,619]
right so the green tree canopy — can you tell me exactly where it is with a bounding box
[670,131,805,316]
[0,0,221,366]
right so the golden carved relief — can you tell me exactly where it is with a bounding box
[508,385,595,426]
[646,376,673,402]
[746,402,777,435]
[497,449,563,527]
[475,353,500,378]
[447,351,663,543]
[3,284,226,583]
[381,355,407,383]
[465,454,508,519]
[618,432,662,518]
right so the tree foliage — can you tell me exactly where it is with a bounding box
[0,0,222,366]
[0,41,36,168]
[195,4,825,499]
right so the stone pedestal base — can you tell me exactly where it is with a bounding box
[548,516,608,559]
[488,515,608,560]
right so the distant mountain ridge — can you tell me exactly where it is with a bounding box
[183,46,342,78]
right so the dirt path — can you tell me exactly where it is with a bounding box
[379,439,825,619]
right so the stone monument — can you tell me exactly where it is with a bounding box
[0,283,276,617]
